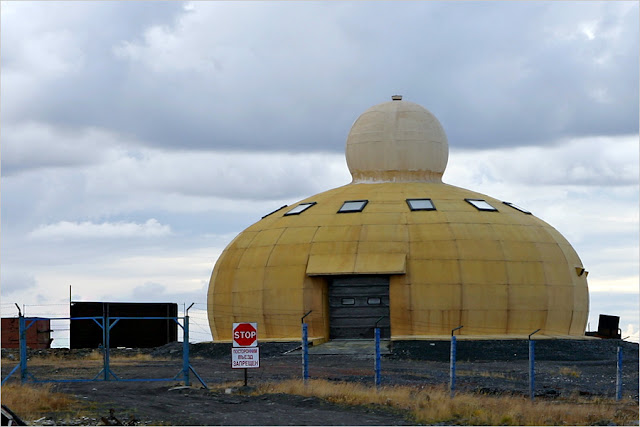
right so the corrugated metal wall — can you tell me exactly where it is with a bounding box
[1,318,52,349]
[208,182,589,341]
[70,302,178,349]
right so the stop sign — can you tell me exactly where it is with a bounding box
[232,322,258,347]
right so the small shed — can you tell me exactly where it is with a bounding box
[1,317,53,349]
[70,302,178,349]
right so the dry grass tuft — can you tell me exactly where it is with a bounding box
[255,379,637,426]
[7,351,159,367]
[1,383,82,420]
[557,366,581,378]
[456,369,515,380]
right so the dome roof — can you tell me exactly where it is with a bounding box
[208,182,589,340]
[346,96,449,183]
[207,97,589,342]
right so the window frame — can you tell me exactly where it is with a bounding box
[283,202,317,216]
[465,198,498,212]
[502,201,532,215]
[406,198,436,211]
[261,205,288,219]
[337,200,369,213]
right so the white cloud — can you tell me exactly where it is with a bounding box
[589,276,640,294]
[28,219,172,240]
[623,324,639,343]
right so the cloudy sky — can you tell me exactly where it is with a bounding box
[2,1,638,345]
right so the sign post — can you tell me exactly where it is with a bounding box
[232,323,259,387]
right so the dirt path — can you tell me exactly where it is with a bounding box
[46,381,414,426]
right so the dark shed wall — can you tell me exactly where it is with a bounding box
[70,302,178,349]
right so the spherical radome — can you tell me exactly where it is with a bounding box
[346,97,449,183]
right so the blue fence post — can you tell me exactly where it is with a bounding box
[301,310,311,384]
[105,314,111,381]
[528,340,535,401]
[449,335,457,398]
[101,316,107,381]
[183,315,190,387]
[374,327,381,388]
[450,325,463,398]
[302,323,309,383]
[616,346,622,401]
[19,314,27,384]
[528,328,540,401]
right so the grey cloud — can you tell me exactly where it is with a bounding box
[2,2,636,158]
[1,122,118,176]
[448,135,639,190]
[1,1,184,121]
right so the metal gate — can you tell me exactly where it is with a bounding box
[2,314,207,389]
[329,276,390,339]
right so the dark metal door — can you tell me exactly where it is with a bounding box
[329,276,390,339]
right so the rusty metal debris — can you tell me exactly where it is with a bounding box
[99,409,137,426]
[1,404,27,426]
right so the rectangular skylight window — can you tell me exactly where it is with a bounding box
[261,205,288,219]
[406,198,436,211]
[284,202,316,216]
[338,200,368,213]
[503,201,532,214]
[465,199,498,211]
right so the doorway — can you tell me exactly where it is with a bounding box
[328,276,390,339]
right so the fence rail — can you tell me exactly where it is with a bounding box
[1,314,207,389]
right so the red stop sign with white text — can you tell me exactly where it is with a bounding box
[232,322,258,347]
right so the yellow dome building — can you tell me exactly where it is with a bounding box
[207,96,589,342]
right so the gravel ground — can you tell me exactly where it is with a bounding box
[2,339,638,425]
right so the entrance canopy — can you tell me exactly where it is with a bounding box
[306,253,406,276]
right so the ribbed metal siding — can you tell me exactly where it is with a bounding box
[1,318,52,349]
[329,276,390,339]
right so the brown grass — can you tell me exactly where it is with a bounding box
[0,383,84,420]
[557,366,581,378]
[255,379,638,426]
[456,369,515,380]
[2,350,161,367]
